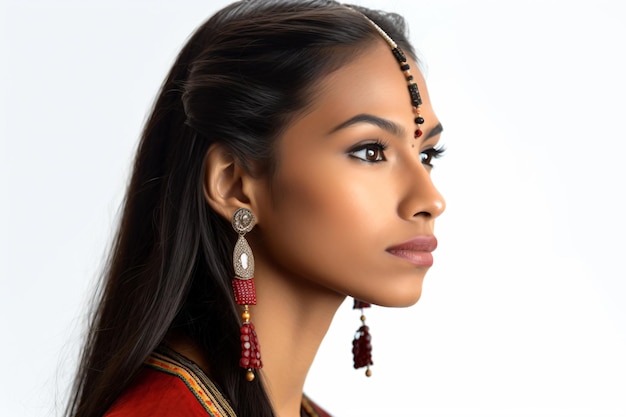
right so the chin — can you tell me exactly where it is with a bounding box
[358,278,424,308]
[386,289,423,308]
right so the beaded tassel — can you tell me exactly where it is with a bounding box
[362,14,425,139]
[237,304,262,382]
[400,55,425,139]
[232,208,262,382]
[352,299,373,377]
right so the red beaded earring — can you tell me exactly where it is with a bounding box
[352,299,373,377]
[232,207,262,382]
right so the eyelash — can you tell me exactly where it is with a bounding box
[348,140,389,162]
[421,146,446,168]
[349,141,446,168]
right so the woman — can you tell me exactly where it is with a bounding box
[66,1,445,416]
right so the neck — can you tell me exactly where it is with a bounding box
[167,260,345,417]
[252,260,345,417]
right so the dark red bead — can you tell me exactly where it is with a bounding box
[415,129,423,138]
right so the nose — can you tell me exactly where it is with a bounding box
[398,162,446,220]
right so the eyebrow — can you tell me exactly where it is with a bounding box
[425,122,444,140]
[328,113,406,138]
[329,113,443,140]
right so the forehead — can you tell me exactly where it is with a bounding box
[286,40,433,135]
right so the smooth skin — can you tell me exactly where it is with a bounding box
[199,40,445,417]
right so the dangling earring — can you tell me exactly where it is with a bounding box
[231,207,262,382]
[352,299,373,377]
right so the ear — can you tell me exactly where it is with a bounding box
[203,143,258,221]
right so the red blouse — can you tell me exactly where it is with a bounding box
[105,346,332,417]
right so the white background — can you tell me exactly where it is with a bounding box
[2,1,625,416]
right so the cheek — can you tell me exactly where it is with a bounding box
[269,169,371,249]
[274,148,398,241]
[256,162,396,294]
[279,175,385,229]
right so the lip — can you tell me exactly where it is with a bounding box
[386,236,438,267]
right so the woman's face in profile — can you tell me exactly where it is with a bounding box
[251,41,445,307]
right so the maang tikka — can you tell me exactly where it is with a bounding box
[231,207,262,381]
[352,299,373,377]
[358,11,425,139]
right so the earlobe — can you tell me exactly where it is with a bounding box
[203,143,254,221]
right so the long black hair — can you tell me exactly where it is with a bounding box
[66,1,415,416]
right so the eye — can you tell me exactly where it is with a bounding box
[420,146,446,167]
[348,141,387,162]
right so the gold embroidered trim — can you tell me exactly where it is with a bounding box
[146,346,236,417]
[146,346,324,417]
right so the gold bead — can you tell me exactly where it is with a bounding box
[365,368,372,377]
[360,315,366,322]
[242,311,251,322]
[246,370,255,382]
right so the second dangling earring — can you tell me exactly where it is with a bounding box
[352,299,373,377]
[231,207,262,382]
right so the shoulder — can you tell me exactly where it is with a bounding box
[105,346,237,417]
[105,366,213,417]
